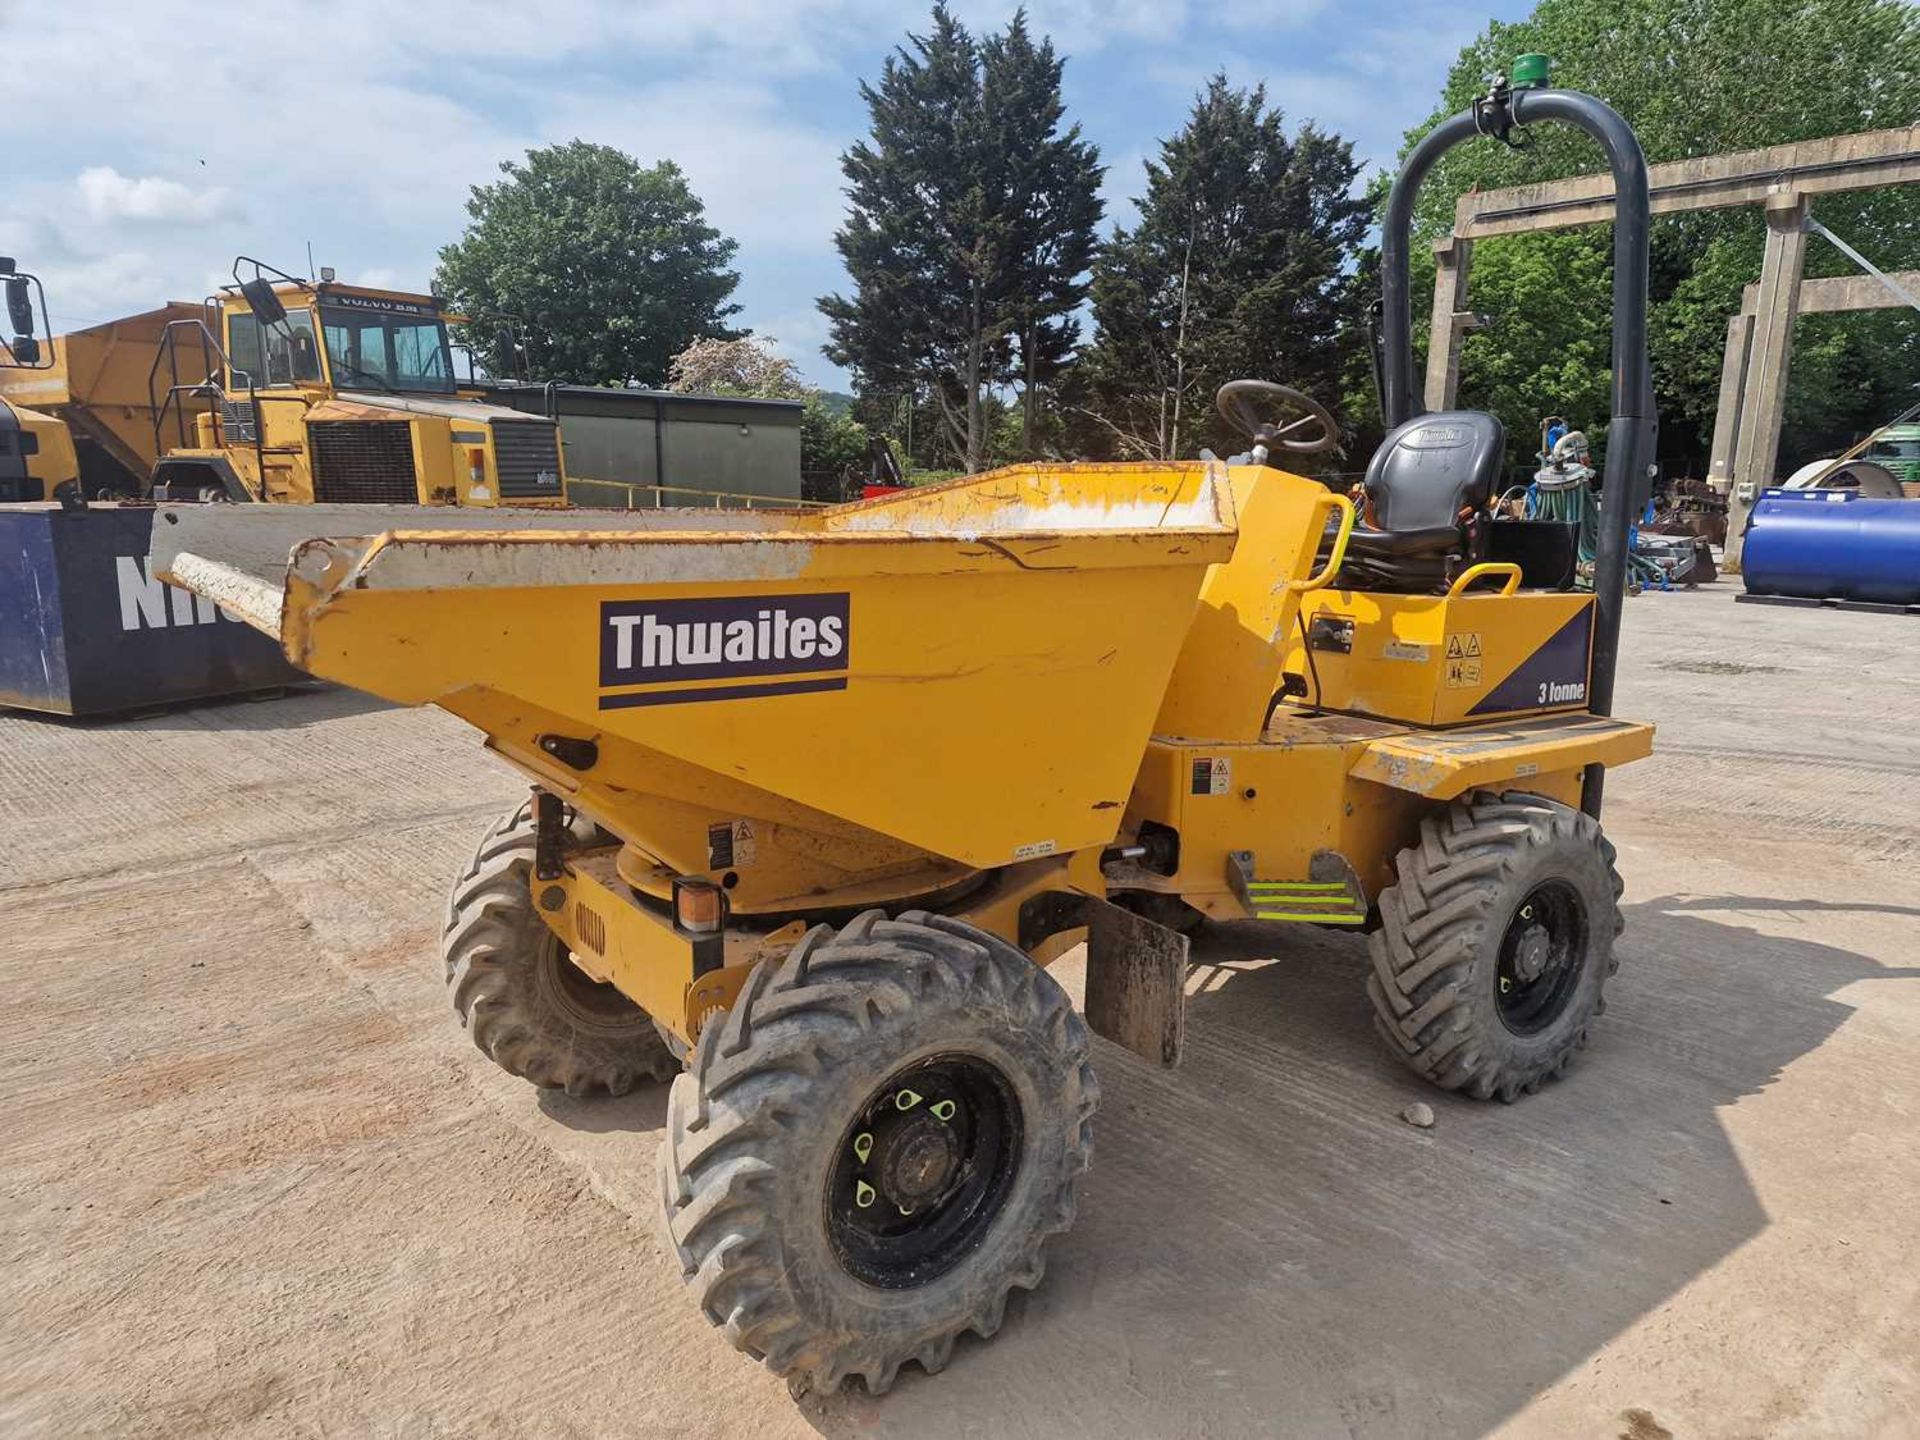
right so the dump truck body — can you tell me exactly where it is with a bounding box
[153,454,1654,1398]
[146,67,1667,1403]
[0,280,567,506]
[153,457,1649,995]
[0,303,198,493]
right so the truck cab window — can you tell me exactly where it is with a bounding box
[321,304,455,394]
[227,310,320,388]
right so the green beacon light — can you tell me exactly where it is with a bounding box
[1511,53,1552,89]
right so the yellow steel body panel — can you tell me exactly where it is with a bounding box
[14,406,78,498]
[0,303,205,480]
[1348,713,1653,799]
[1154,464,1350,742]
[1286,587,1597,726]
[157,458,1662,1035]
[1123,709,1621,913]
[252,464,1236,872]
[544,850,696,1035]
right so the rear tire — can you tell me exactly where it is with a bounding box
[658,909,1097,1396]
[442,802,678,1096]
[1367,790,1623,1102]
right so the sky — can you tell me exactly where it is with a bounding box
[4,0,1529,389]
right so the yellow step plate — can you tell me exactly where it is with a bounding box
[1349,713,1654,800]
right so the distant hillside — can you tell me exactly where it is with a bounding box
[815,390,856,417]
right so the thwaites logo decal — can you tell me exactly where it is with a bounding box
[599,593,849,709]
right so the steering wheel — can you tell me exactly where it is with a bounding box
[1215,380,1343,461]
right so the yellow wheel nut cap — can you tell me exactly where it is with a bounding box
[894,1088,924,1111]
[855,1180,876,1209]
[853,1132,873,1164]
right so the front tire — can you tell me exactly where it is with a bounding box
[442,802,678,1096]
[1367,791,1624,1102]
[658,909,1097,1396]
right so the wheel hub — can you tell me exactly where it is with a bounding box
[1511,924,1553,982]
[879,1117,960,1207]
[1495,881,1591,1036]
[827,1056,1023,1290]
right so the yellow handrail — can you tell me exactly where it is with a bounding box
[1288,492,1358,592]
[1447,561,1524,597]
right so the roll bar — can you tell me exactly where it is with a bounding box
[1378,69,1656,818]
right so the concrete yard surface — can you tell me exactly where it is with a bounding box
[0,584,1915,1439]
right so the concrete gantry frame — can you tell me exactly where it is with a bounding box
[1709,265,1920,503]
[1424,124,1920,569]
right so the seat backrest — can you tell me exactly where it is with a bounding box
[1363,410,1505,530]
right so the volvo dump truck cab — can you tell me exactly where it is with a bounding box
[148,259,567,506]
[0,260,79,503]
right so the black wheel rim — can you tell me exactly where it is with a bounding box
[826,1054,1023,1290]
[1495,880,1589,1036]
[539,935,642,1028]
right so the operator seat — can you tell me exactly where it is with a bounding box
[1336,410,1505,592]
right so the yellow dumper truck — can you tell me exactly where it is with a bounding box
[0,257,566,507]
[0,261,78,503]
[153,67,1660,1398]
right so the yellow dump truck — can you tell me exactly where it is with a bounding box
[0,260,78,503]
[151,69,1666,1399]
[0,258,567,507]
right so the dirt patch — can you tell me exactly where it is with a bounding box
[1658,658,1785,675]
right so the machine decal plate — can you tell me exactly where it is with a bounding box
[707,819,758,870]
[1468,607,1594,715]
[1382,641,1430,662]
[599,592,849,707]
[1190,757,1232,796]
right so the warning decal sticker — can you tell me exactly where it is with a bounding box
[1190,757,1232,796]
[1445,632,1483,660]
[706,819,759,870]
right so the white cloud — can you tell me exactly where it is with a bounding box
[76,167,232,225]
[543,81,847,256]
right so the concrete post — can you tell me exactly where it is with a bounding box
[1705,311,1753,494]
[1423,236,1474,413]
[1724,193,1809,571]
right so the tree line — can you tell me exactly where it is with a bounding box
[434,0,1920,483]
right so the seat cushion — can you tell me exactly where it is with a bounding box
[1342,524,1464,560]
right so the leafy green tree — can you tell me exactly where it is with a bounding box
[1076,77,1369,462]
[984,15,1103,456]
[437,141,741,387]
[800,397,872,489]
[820,6,1103,473]
[1397,0,1920,471]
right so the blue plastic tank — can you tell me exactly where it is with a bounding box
[1742,488,1920,606]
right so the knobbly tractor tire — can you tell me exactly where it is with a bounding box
[1367,790,1624,1103]
[442,802,678,1096]
[658,909,1098,1397]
